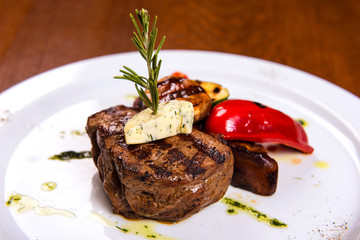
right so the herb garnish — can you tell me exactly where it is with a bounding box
[115,226,129,233]
[49,150,92,160]
[114,9,166,114]
[222,197,287,227]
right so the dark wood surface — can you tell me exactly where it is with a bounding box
[1,0,359,97]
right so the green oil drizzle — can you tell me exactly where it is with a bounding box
[116,221,177,239]
[89,212,177,240]
[296,118,308,127]
[222,197,287,228]
[49,151,91,160]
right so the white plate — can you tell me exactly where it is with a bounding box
[1,50,360,240]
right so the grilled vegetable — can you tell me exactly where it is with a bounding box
[228,141,278,196]
[204,99,314,153]
[196,80,229,106]
[133,74,212,123]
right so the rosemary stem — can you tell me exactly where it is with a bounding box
[114,9,165,115]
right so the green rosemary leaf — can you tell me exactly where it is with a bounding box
[131,35,147,60]
[152,83,159,113]
[154,36,166,57]
[131,32,144,49]
[122,66,146,80]
[154,59,162,80]
[115,9,165,114]
[152,54,158,72]
[149,82,157,104]
[136,9,147,32]
[152,16,158,34]
[130,13,143,43]
[117,68,147,87]
[116,75,146,89]
[136,85,152,108]
[147,35,155,61]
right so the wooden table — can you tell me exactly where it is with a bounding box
[1,0,359,97]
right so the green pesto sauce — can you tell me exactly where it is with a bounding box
[49,150,92,160]
[222,197,287,228]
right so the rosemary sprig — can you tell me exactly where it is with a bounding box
[114,9,166,114]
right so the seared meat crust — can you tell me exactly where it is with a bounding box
[87,105,140,218]
[86,105,234,221]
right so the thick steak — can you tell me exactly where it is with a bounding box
[86,105,234,221]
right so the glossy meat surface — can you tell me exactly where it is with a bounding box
[86,105,234,221]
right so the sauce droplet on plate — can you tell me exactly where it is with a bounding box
[314,161,330,169]
[41,182,57,191]
[6,193,76,218]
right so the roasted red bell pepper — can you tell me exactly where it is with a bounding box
[204,99,314,153]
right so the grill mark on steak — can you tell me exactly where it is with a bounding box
[184,151,207,179]
[186,165,206,179]
[181,133,227,164]
[165,148,207,179]
[166,148,186,165]
[132,148,150,160]
[149,164,173,178]
[158,142,173,151]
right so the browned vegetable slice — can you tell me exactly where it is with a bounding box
[196,80,229,106]
[133,74,212,123]
[228,141,278,196]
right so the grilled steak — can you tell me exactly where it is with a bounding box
[86,105,234,221]
[228,141,278,196]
